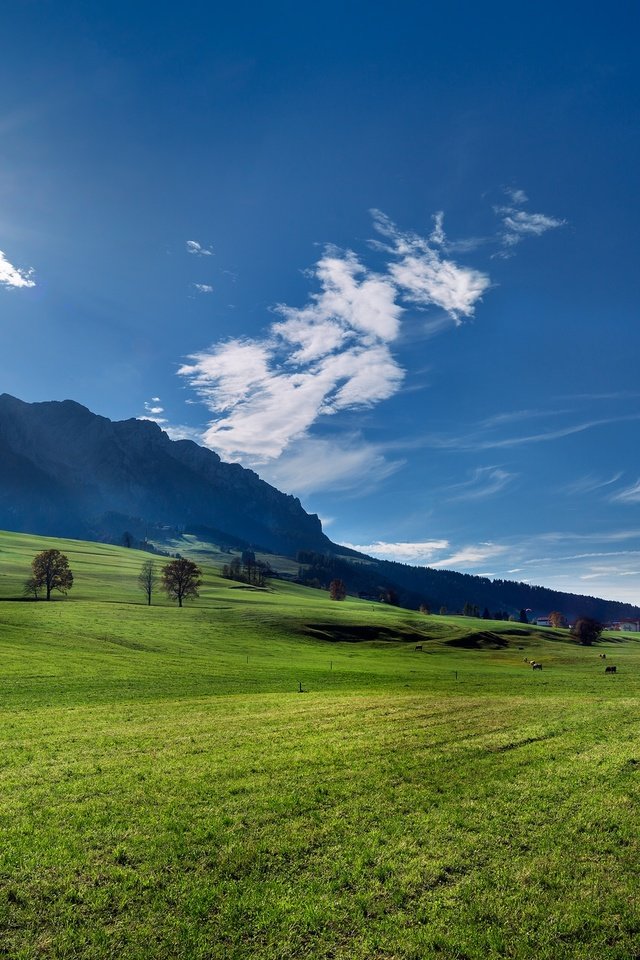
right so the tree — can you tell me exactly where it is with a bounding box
[519,608,529,624]
[380,587,399,606]
[329,578,346,600]
[22,577,41,600]
[482,607,491,620]
[439,606,447,616]
[241,550,256,581]
[549,611,567,628]
[121,531,135,548]
[419,602,430,615]
[162,558,202,607]
[31,549,73,601]
[570,617,603,646]
[138,560,157,606]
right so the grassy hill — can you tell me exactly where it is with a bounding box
[1,530,639,959]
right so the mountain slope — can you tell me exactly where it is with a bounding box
[1,393,638,622]
[0,394,330,555]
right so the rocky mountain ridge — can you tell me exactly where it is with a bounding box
[0,393,330,555]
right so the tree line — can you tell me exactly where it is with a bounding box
[23,549,203,608]
[19,548,609,643]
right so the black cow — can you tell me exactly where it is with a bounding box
[605,665,617,674]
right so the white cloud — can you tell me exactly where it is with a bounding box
[193,283,214,294]
[505,187,528,205]
[176,203,562,489]
[610,479,640,504]
[426,413,640,452]
[495,188,565,250]
[0,249,36,289]
[274,250,402,344]
[163,423,205,442]
[447,466,517,501]
[186,240,213,256]
[430,542,508,568]
[371,210,491,322]
[342,539,450,564]
[563,472,623,495]
[179,242,407,462]
[140,398,167,425]
[181,337,404,462]
[259,435,403,495]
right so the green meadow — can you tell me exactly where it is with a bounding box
[0,530,639,959]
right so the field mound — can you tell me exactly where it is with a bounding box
[446,630,510,649]
[305,623,429,644]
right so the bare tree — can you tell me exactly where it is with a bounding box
[22,577,41,600]
[31,549,73,601]
[138,560,157,606]
[161,558,202,607]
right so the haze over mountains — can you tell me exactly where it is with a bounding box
[1,393,639,623]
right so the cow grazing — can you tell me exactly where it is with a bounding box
[532,662,543,670]
[605,665,617,674]
[599,653,607,659]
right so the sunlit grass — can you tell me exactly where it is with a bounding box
[1,530,639,958]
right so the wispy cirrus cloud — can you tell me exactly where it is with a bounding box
[610,479,640,504]
[425,413,640,452]
[495,187,565,252]
[186,240,213,256]
[0,249,36,289]
[332,526,640,602]
[342,539,450,564]
[446,465,517,501]
[563,473,623,496]
[259,434,404,496]
[430,541,508,569]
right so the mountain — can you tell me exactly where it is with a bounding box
[1,393,638,623]
[0,394,331,556]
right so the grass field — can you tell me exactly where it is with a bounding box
[1,530,639,958]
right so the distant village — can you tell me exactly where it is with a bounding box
[535,616,640,632]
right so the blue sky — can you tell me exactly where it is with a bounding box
[2,2,640,601]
